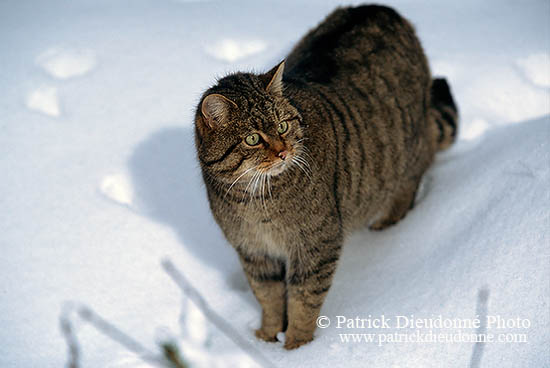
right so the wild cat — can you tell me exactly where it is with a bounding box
[194,5,457,349]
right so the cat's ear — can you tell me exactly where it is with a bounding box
[262,60,285,97]
[200,93,237,130]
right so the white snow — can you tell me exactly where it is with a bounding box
[205,39,267,63]
[26,86,60,117]
[460,65,549,124]
[430,59,459,81]
[516,53,550,88]
[1,0,548,367]
[461,117,489,141]
[100,173,134,206]
[37,47,97,79]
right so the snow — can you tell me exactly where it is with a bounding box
[26,86,61,117]
[100,173,135,206]
[37,47,97,80]
[460,65,549,124]
[1,0,548,367]
[516,53,550,88]
[461,117,489,141]
[205,39,267,63]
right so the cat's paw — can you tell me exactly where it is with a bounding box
[283,335,313,350]
[255,328,279,342]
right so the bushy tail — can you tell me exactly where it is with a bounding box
[430,78,458,151]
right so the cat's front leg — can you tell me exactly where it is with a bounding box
[238,251,287,342]
[284,244,342,349]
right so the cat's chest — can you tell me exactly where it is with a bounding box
[210,183,311,257]
[239,216,293,258]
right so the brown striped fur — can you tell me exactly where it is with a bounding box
[194,5,458,349]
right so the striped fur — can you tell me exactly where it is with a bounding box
[430,78,459,150]
[194,5,458,349]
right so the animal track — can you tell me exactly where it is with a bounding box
[204,38,266,63]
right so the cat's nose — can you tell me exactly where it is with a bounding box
[278,150,288,160]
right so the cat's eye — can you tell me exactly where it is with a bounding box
[277,121,289,134]
[245,133,261,146]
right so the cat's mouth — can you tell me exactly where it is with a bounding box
[256,148,312,179]
[259,153,292,176]
[258,152,294,176]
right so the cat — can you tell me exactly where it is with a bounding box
[194,4,458,349]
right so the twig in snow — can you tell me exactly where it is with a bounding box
[160,342,189,368]
[76,306,166,367]
[60,302,175,368]
[60,305,81,368]
[469,287,490,368]
[162,259,277,368]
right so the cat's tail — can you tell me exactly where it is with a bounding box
[430,78,458,151]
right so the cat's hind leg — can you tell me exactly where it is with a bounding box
[369,178,419,231]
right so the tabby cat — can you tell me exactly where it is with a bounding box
[194,5,458,349]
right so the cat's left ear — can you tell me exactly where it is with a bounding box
[200,93,237,130]
[261,60,285,97]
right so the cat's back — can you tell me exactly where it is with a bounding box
[283,5,435,231]
[285,5,424,84]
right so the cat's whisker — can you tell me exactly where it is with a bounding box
[260,172,268,213]
[293,162,312,181]
[267,173,273,200]
[298,149,315,170]
[293,141,315,170]
[293,153,311,168]
[257,172,268,213]
[225,167,256,199]
[251,170,263,200]
[260,173,264,207]
[292,154,313,180]
[247,171,261,210]
[252,172,261,196]
[297,145,314,162]
[255,161,283,205]
[296,159,312,177]
[300,150,315,166]
[244,169,261,203]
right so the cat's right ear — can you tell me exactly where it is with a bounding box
[199,94,237,131]
[261,60,285,97]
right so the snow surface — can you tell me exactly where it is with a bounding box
[37,47,97,80]
[26,86,61,117]
[205,39,267,63]
[1,0,549,367]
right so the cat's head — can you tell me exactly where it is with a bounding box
[195,61,307,185]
